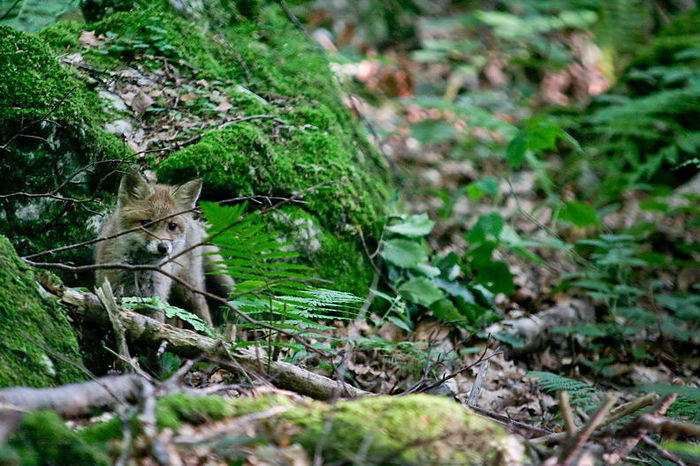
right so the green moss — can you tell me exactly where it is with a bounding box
[271,206,374,297]
[80,393,290,444]
[0,236,86,387]
[7,411,109,465]
[37,21,82,51]
[0,26,130,284]
[14,394,523,464]
[2,0,389,299]
[284,395,522,464]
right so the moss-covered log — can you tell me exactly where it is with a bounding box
[2,392,529,464]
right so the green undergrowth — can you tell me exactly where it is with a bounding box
[0,236,86,388]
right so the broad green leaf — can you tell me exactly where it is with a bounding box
[399,277,445,306]
[466,213,504,243]
[387,315,413,332]
[506,132,528,168]
[561,201,599,227]
[476,261,514,295]
[430,299,465,323]
[413,263,441,277]
[381,239,428,268]
[0,0,79,32]
[385,213,435,237]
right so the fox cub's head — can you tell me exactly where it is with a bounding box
[117,172,202,258]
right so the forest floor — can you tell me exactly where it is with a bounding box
[285,2,700,459]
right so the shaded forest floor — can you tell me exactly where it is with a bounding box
[286,1,700,456]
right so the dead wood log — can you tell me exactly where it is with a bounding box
[40,281,369,400]
[0,375,144,417]
[485,299,594,355]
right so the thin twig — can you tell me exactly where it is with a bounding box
[559,393,618,466]
[96,279,133,373]
[559,390,577,436]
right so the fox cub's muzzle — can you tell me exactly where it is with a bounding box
[147,240,172,257]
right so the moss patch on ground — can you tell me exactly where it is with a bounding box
[284,394,524,464]
[0,236,86,388]
[2,411,109,466]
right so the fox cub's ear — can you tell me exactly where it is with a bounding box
[174,179,203,209]
[118,171,151,205]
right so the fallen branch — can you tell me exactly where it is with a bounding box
[608,394,678,464]
[485,300,594,355]
[531,393,659,445]
[40,279,369,400]
[556,393,618,466]
[0,374,144,418]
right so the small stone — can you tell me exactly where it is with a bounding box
[104,119,132,136]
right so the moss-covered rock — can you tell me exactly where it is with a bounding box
[0,25,129,283]
[283,394,526,464]
[3,2,389,297]
[0,236,85,388]
[4,393,527,464]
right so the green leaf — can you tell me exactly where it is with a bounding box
[506,132,528,168]
[381,239,428,268]
[476,261,514,295]
[0,0,79,32]
[399,277,445,306]
[561,201,599,227]
[385,213,435,237]
[122,297,215,338]
[430,299,465,323]
[466,213,504,243]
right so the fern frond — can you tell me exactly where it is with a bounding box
[529,371,601,409]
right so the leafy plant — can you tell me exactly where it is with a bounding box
[0,0,78,33]
[122,296,215,338]
[378,213,501,330]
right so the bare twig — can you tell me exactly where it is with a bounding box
[558,393,618,466]
[608,393,679,464]
[96,279,132,372]
[467,358,490,407]
[532,393,659,445]
[641,435,686,466]
[407,346,502,394]
[559,390,577,436]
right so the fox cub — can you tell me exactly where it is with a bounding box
[96,171,233,326]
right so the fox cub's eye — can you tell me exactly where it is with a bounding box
[168,222,178,231]
[139,220,151,227]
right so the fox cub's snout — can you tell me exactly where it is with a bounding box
[95,171,233,326]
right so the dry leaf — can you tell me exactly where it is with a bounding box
[130,90,154,113]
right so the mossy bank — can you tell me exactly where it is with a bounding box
[1,1,390,296]
[0,236,86,388]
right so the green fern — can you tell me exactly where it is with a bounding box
[122,296,215,338]
[529,371,601,410]
[200,201,362,341]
